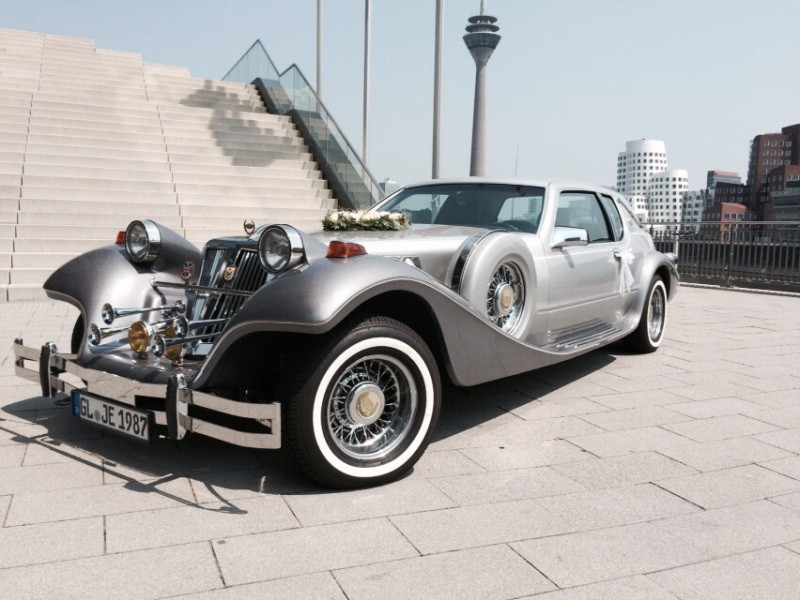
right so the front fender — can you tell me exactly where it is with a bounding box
[43,223,201,357]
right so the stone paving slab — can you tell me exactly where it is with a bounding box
[0,287,799,599]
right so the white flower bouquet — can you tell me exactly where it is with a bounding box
[322,210,411,231]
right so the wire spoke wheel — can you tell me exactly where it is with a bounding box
[486,262,525,332]
[327,354,417,461]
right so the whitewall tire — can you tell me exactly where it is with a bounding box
[283,315,441,488]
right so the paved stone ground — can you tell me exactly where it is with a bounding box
[1,287,799,599]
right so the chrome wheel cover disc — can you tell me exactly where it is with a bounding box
[327,354,417,461]
[647,285,665,342]
[487,262,525,332]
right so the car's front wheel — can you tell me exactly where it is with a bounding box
[622,276,667,353]
[283,315,441,488]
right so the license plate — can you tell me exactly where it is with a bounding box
[71,391,153,443]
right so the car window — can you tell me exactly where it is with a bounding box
[556,192,613,243]
[599,194,624,241]
[379,184,545,232]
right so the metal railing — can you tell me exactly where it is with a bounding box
[646,221,800,289]
[223,40,383,210]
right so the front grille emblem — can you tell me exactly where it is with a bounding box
[223,266,237,282]
[180,261,194,281]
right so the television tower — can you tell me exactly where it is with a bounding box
[463,0,500,176]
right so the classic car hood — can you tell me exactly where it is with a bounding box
[312,224,488,284]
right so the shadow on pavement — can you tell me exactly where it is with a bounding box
[2,349,616,502]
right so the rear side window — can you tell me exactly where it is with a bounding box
[599,195,624,241]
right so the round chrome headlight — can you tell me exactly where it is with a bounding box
[125,220,162,263]
[258,225,305,274]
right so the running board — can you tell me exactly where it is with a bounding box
[543,323,623,352]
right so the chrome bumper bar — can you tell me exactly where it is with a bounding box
[13,339,281,449]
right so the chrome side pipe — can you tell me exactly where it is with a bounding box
[88,323,131,346]
[102,300,186,325]
[152,331,221,359]
[172,316,228,337]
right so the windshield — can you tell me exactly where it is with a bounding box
[376,183,545,233]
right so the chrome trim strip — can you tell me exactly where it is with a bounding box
[152,280,254,298]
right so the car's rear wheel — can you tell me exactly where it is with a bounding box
[622,276,667,353]
[282,315,440,488]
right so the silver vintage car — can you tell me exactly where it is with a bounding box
[14,178,677,487]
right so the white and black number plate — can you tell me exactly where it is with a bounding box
[71,391,153,443]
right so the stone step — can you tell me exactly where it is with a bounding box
[0,141,26,153]
[167,152,314,168]
[0,185,20,198]
[0,122,29,134]
[0,79,39,92]
[10,268,59,285]
[162,127,300,144]
[0,173,21,185]
[14,238,113,253]
[30,106,162,128]
[142,64,190,77]
[156,104,286,122]
[0,96,33,109]
[0,210,16,223]
[0,163,21,175]
[28,119,164,138]
[0,239,12,252]
[32,98,159,119]
[20,187,177,203]
[6,284,48,301]
[165,144,309,161]
[22,152,170,170]
[174,182,328,198]
[22,164,173,182]
[25,143,169,162]
[16,223,144,239]
[178,194,336,209]
[159,117,294,135]
[27,131,167,150]
[37,70,145,87]
[22,174,175,193]
[37,79,147,96]
[0,253,11,267]
[181,210,327,230]
[12,252,76,268]
[20,198,179,216]
[0,224,15,237]
[184,221,323,244]
[18,211,183,228]
[164,134,306,151]
[144,77,252,92]
[169,161,319,177]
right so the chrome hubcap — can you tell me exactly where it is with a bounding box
[348,383,385,426]
[487,263,524,332]
[648,285,665,342]
[327,355,417,460]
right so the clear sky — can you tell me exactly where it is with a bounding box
[3,1,800,190]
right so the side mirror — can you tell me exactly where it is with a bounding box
[552,226,589,248]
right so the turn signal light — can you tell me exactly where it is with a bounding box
[115,231,126,244]
[326,241,367,259]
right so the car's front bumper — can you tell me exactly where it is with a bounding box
[13,339,281,449]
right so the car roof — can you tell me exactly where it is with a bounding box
[397,177,618,195]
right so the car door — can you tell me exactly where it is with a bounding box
[544,190,629,335]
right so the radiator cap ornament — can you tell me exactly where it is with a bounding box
[223,266,237,282]
[243,219,255,236]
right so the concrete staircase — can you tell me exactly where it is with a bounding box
[0,29,335,300]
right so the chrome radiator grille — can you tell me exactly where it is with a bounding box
[193,246,268,337]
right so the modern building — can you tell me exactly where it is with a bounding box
[701,202,756,240]
[707,170,741,189]
[681,189,708,232]
[616,139,669,197]
[615,138,693,229]
[645,169,689,230]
